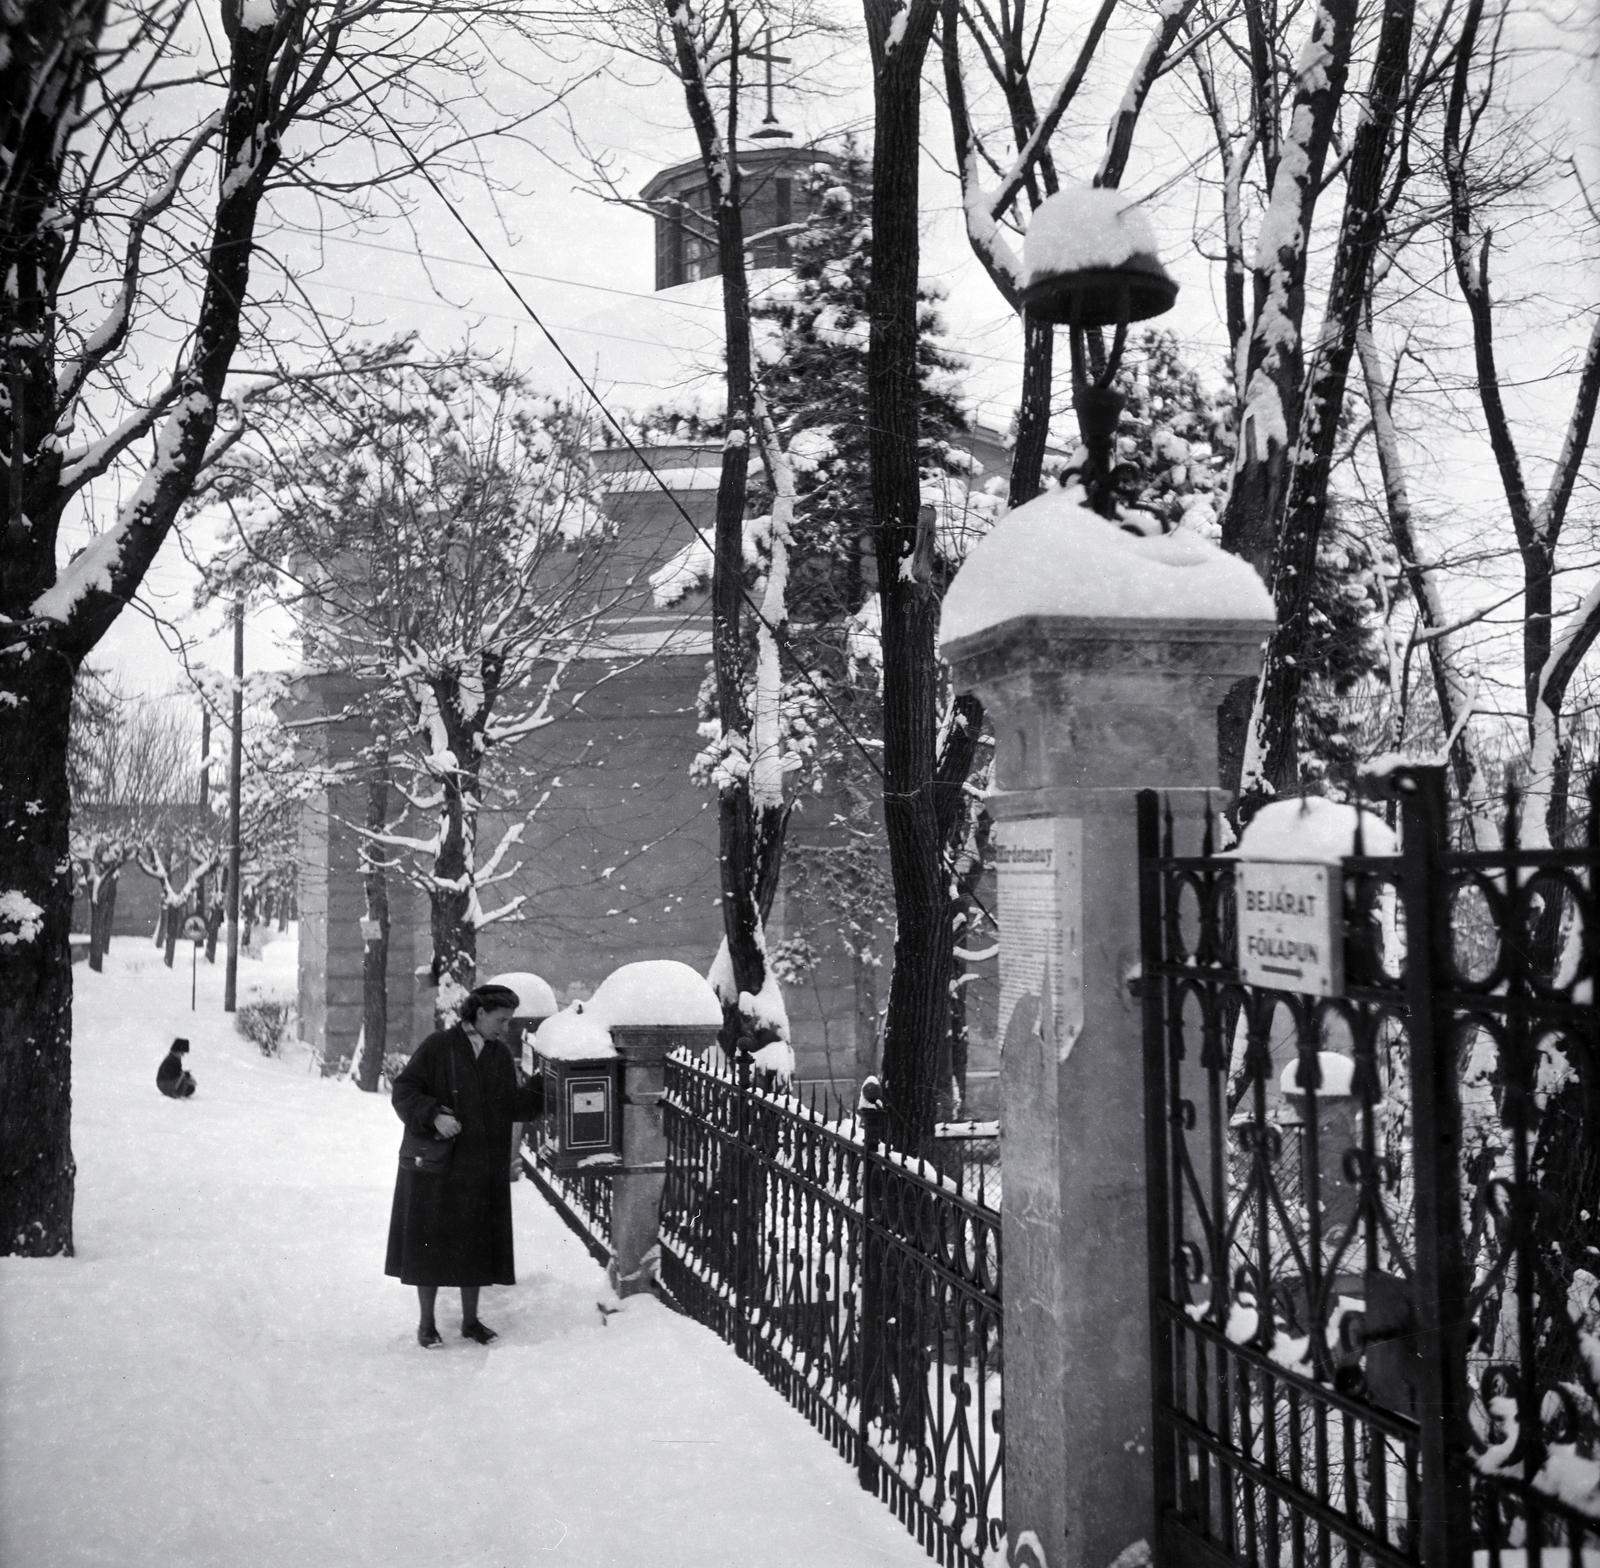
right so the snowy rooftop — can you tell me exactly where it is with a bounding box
[587,959,724,1030]
[940,485,1274,649]
[532,1003,618,1061]
[1235,797,1398,864]
[484,971,558,1019]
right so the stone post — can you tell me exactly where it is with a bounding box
[944,607,1271,1568]
[607,1023,720,1297]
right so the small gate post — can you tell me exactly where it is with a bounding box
[608,1023,720,1297]
[942,508,1273,1568]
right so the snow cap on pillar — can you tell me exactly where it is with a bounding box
[587,960,723,1029]
[484,971,558,1019]
[1232,797,1397,863]
[940,485,1273,655]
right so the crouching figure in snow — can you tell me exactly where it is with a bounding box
[156,1038,196,1099]
[386,984,545,1349]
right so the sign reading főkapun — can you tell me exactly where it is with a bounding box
[1236,861,1343,997]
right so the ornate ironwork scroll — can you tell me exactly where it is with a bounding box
[660,1052,1005,1566]
[1140,766,1600,1568]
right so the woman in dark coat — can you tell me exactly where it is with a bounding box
[386,984,544,1347]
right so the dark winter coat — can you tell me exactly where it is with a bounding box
[156,1051,195,1099]
[385,1024,544,1287]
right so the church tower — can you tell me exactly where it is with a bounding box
[641,141,835,290]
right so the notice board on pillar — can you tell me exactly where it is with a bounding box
[994,818,1084,1063]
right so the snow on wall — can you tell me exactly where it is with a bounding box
[532,1003,617,1061]
[939,484,1273,648]
[1234,796,1397,863]
[1022,187,1162,288]
[587,959,724,1029]
[484,971,558,1019]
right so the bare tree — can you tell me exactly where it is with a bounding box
[0,0,588,1255]
[1437,0,1600,844]
[207,353,620,1028]
[558,0,840,1060]
[67,671,203,967]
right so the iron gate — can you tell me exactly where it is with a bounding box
[1138,765,1600,1567]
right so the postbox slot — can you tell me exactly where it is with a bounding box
[565,1075,613,1148]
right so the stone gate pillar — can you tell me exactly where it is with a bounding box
[941,493,1274,1568]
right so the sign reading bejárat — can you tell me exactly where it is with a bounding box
[1236,861,1343,997]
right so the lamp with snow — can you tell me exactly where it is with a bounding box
[1020,187,1177,519]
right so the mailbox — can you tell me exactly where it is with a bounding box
[531,1004,622,1172]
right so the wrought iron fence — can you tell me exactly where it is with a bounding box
[1139,766,1600,1568]
[933,1122,1002,1212]
[520,1133,614,1267]
[660,1051,1005,1566]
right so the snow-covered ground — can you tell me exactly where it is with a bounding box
[0,932,929,1568]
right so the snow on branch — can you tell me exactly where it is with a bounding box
[32,389,214,625]
[750,396,794,813]
[54,112,225,413]
[1097,0,1201,189]
[986,0,1120,221]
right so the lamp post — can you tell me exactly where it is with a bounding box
[1020,187,1178,519]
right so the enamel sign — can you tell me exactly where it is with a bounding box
[1236,861,1343,997]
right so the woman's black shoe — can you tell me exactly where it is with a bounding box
[417,1324,444,1349]
[461,1320,498,1345]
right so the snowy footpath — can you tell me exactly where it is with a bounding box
[1,934,929,1568]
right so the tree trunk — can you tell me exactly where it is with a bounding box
[88,869,117,972]
[205,884,224,964]
[357,751,390,1091]
[853,950,881,1084]
[866,0,950,1158]
[0,654,77,1256]
[0,4,287,1255]
[1251,0,1415,794]
[97,871,119,970]
[428,759,477,1027]
[1215,0,1361,796]
[1010,312,1055,509]
[163,894,179,968]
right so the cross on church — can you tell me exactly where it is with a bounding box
[741,28,792,140]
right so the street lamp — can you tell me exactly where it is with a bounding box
[1020,187,1178,519]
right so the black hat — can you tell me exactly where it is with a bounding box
[170,1038,190,1055]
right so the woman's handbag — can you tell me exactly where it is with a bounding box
[398,1040,460,1176]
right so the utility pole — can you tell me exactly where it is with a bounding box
[197,703,211,927]
[224,598,244,1013]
